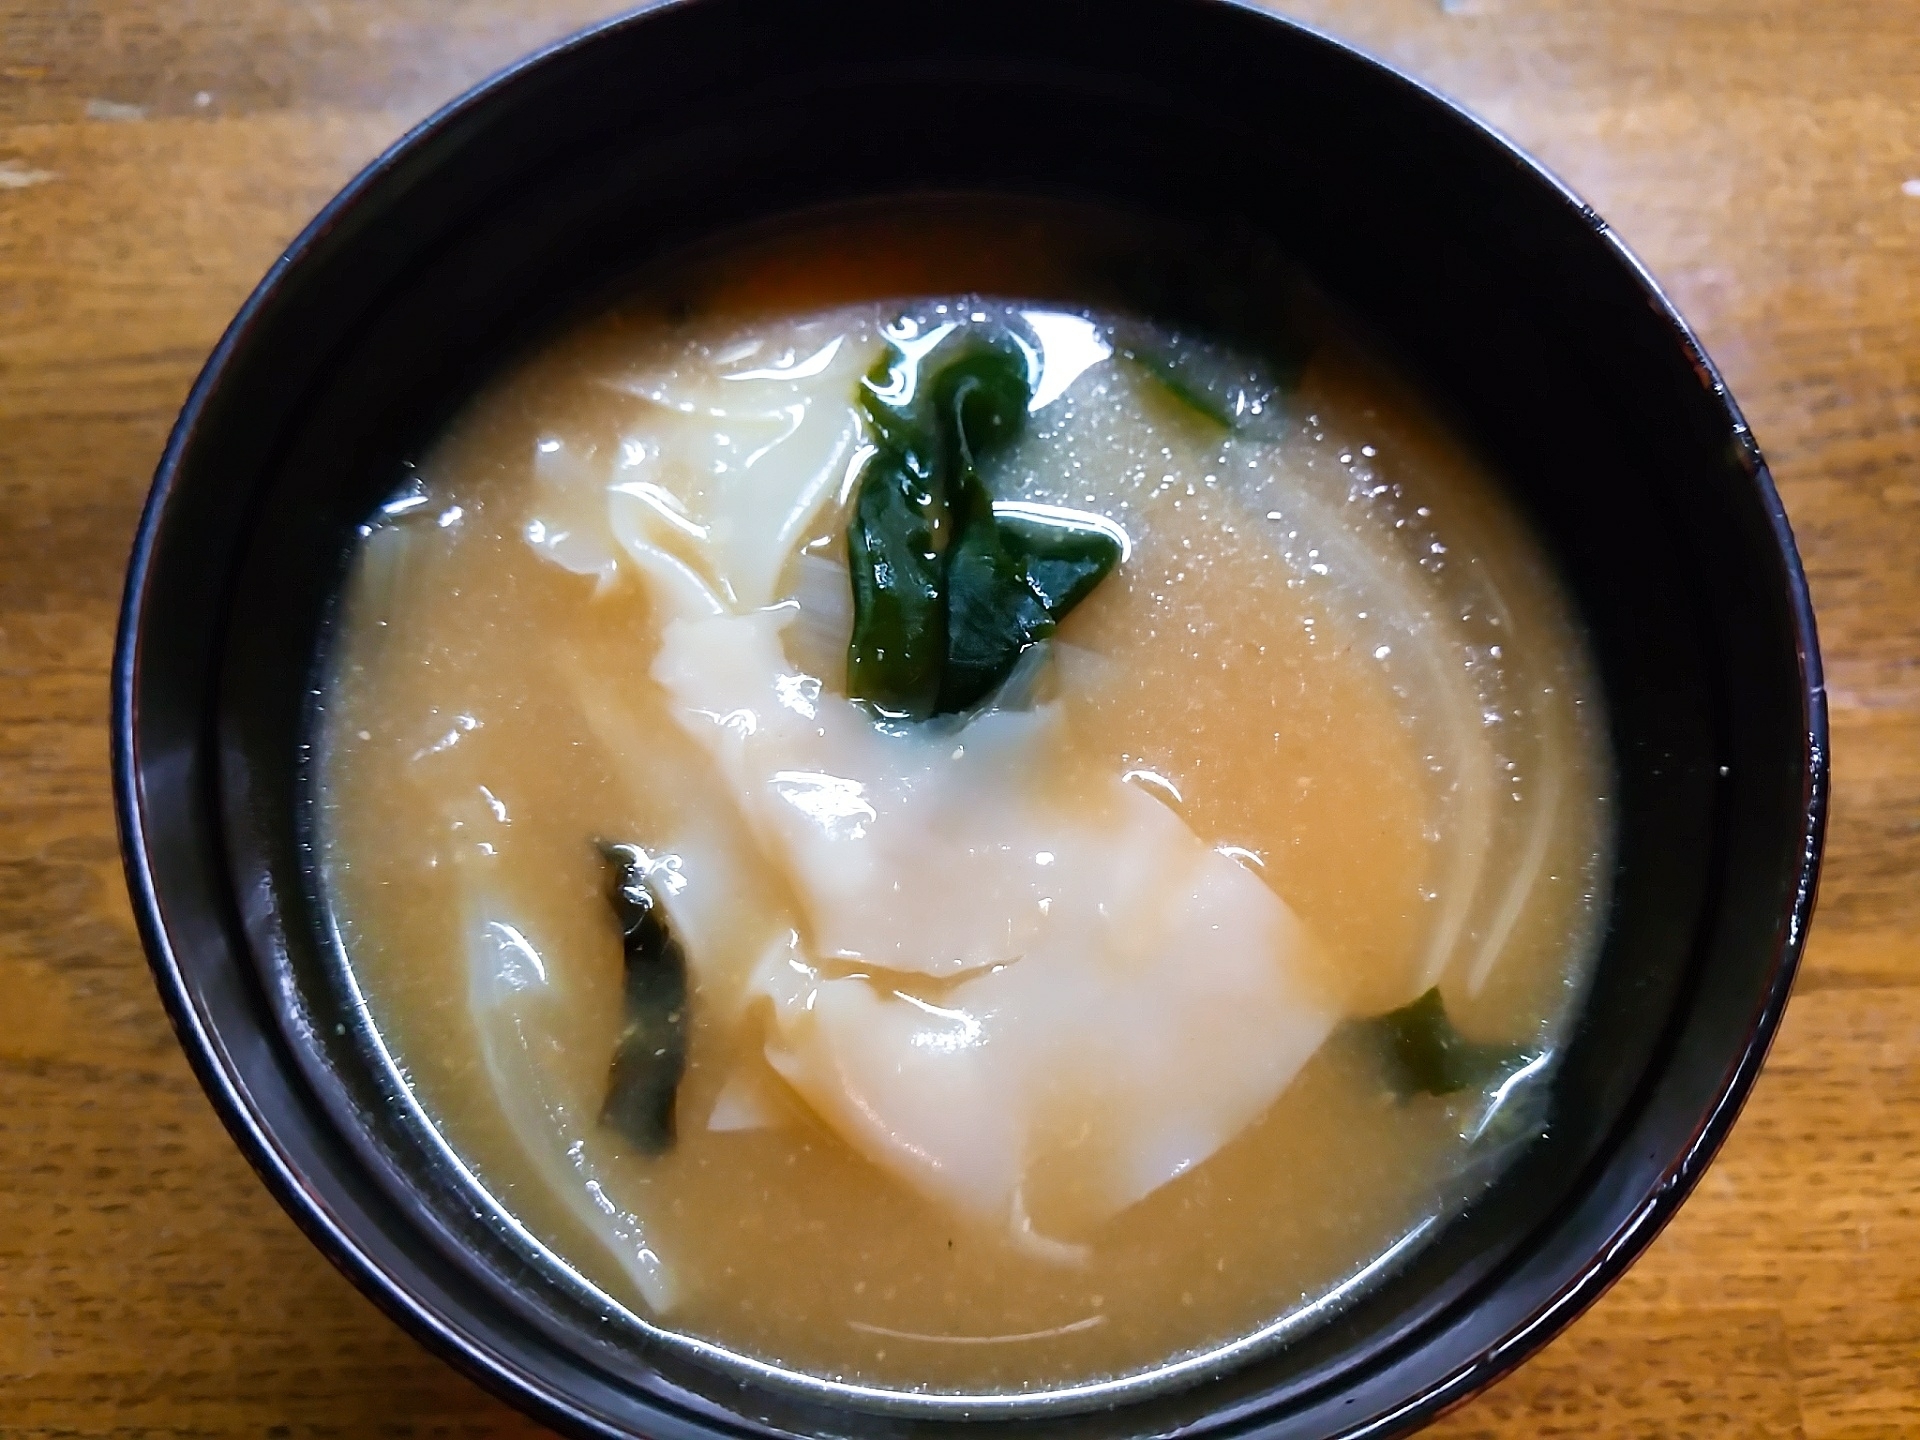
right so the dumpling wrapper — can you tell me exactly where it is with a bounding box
[654,609,1336,1244]
[535,307,1340,1249]
[603,318,877,612]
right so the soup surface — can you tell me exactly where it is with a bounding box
[318,202,1612,1397]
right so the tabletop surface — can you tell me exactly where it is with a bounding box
[2,1,1915,1435]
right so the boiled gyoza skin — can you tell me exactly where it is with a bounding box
[654,604,1334,1249]
[569,304,1340,1251]
[318,203,1610,1396]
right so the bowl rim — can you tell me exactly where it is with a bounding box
[111,1,1830,1435]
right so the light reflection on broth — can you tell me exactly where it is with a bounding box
[317,201,1611,1396]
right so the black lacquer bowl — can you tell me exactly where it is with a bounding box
[112,2,1826,1436]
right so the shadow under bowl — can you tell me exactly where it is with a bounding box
[113,1,1826,1436]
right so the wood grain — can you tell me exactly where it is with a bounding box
[2,1,1914,1434]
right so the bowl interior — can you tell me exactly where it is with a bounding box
[122,2,1821,1436]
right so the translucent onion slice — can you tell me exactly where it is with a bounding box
[463,897,677,1311]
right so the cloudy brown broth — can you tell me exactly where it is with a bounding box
[317,202,1611,1396]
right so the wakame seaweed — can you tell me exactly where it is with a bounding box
[1124,346,1247,430]
[1114,320,1301,437]
[1099,226,1315,390]
[847,450,949,717]
[846,319,1124,719]
[598,843,689,1155]
[941,479,1123,713]
[1363,987,1532,1098]
[1102,225,1313,434]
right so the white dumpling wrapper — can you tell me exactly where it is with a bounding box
[654,609,1338,1242]
[526,307,1340,1246]
[605,319,879,611]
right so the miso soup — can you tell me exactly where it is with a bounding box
[317,201,1611,1398]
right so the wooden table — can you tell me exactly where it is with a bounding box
[2,2,1914,1434]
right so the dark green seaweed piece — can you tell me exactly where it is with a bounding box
[1098,225,1315,393]
[859,323,1033,471]
[1365,987,1531,1098]
[937,476,1052,714]
[938,478,1126,713]
[846,450,948,719]
[598,843,688,1155]
[1125,345,1246,430]
[846,318,1125,718]
[1095,223,1315,437]
[1119,329,1289,437]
